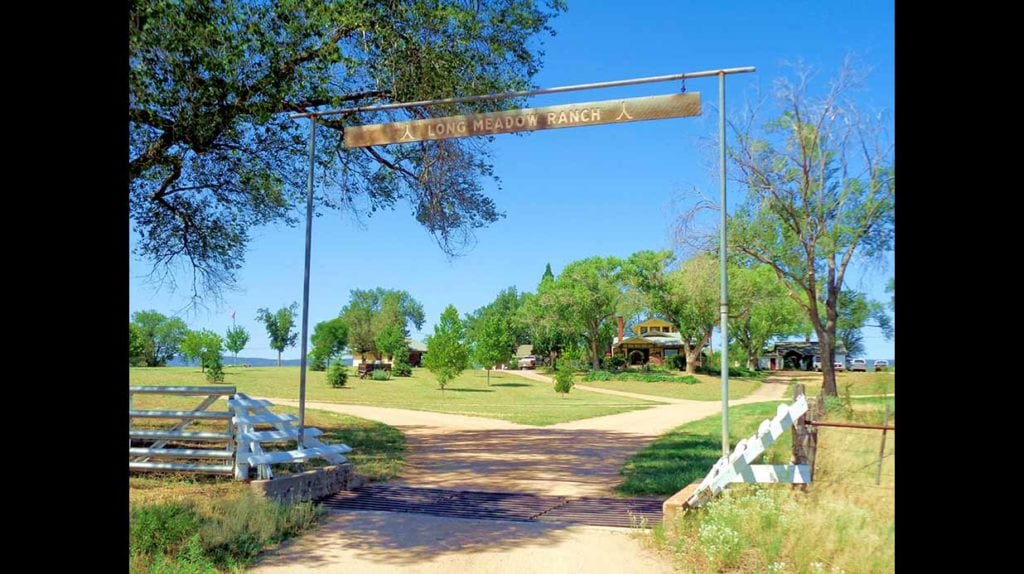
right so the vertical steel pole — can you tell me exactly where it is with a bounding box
[719,71,730,457]
[298,117,317,449]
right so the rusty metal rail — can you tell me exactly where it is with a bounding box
[807,420,895,431]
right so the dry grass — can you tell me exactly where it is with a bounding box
[649,399,895,573]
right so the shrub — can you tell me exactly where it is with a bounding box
[669,354,686,371]
[554,361,574,396]
[205,361,225,384]
[327,361,348,388]
[601,355,626,371]
[372,368,391,381]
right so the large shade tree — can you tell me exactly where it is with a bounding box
[130,310,189,367]
[129,0,567,302]
[535,257,624,369]
[340,288,424,361]
[713,63,894,396]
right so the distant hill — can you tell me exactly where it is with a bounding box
[167,356,353,367]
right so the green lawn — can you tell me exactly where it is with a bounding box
[580,373,762,401]
[129,366,662,426]
[793,371,896,396]
[616,401,790,497]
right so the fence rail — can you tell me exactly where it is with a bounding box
[129,386,350,480]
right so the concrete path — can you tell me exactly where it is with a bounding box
[249,374,788,573]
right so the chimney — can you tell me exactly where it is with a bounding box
[617,316,624,342]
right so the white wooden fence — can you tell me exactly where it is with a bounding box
[129,386,349,480]
[685,394,810,508]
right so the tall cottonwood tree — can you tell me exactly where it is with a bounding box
[129,0,566,302]
[724,63,894,395]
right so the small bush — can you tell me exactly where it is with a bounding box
[669,354,686,371]
[327,361,348,388]
[205,361,225,384]
[372,368,391,381]
[554,362,574,396]
[601,355,627,371]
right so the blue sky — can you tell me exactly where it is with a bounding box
[129,0,895,361]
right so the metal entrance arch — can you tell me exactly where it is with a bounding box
[288,67,755,458]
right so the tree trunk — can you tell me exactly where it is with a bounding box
[819,329,837,396]
[277,351,282,367]
[685,349,700,374]
[746,355,757,370]
[590,335,601,370]
[486,368,491,385]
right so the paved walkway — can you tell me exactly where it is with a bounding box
[250,374,789,573]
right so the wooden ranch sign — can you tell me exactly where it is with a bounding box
[344,92,701,148]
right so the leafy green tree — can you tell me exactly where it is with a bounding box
[729,265,806,369]
[667,255,720,374]
[424,305,470,393]
[180,329,224,372]
[469,310,515,385]
[722,64,895,396]
[886,277,895,312]
[536,257,624,369]
[311,317,349,361]
[541,263,555,283]
[129,0,566,301]
[130,310,188,367]
[256,303,299,366]
[129,323,146,366]
[836,290,893,359]
[391,345,413,377]
[341,288,424,361]
[375,324,406,363]
[224,324,250,365]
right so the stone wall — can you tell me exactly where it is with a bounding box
[250,463,365,504]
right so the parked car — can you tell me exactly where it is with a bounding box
[518,355,537,369]
[874,360,889,371]
[849,358,867,372]
[833,362,845,372]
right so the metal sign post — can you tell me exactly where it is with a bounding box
[289,67,755,456]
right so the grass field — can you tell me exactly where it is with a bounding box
[130,366,661,426]
[792,370,896,396]
[580,373,762,401]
